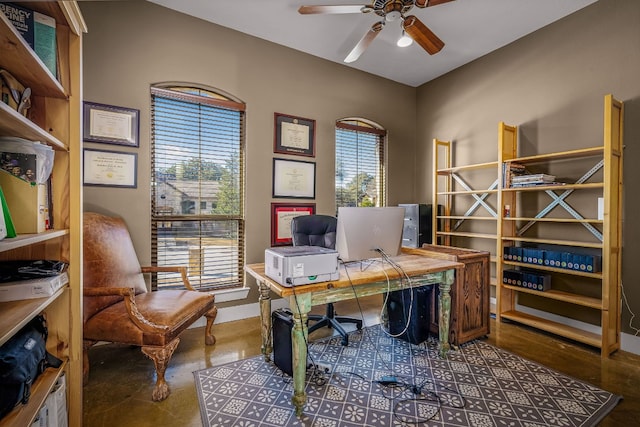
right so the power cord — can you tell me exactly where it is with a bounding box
[621,281,640,336]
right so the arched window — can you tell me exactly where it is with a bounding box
[151,83,245,290]
[335,118,387,210]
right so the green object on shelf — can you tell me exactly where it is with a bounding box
[0,185,17,238]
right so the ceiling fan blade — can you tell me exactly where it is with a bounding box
[402,15,444,55]
[344,21,384,63]
[298,5,369,14]
[414,0,455,8]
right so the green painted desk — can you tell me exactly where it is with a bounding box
[244,249,462,416]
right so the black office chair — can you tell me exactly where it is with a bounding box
[290,214,362,346]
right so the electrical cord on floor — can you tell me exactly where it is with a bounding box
[339,250,467,424]
[621,281,640,335]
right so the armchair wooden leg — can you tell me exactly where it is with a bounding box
[141,338,180,401]
[204,306,218,345]
[82,340,97,385]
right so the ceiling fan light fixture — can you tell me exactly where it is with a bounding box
[397,30,413,47]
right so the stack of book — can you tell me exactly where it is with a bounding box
[502,162,526,187]
[511,173,557,187]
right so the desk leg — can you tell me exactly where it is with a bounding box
[258,280,272,362]
[438,269,455,358]
[289,294,311,417]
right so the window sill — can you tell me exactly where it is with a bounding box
[212,286,250,303]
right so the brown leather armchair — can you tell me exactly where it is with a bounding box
[82,212,218,401]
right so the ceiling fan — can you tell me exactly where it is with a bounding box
[299,0,455,63]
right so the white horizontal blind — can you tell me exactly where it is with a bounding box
[335,120,386,210]
[151,86,245,291]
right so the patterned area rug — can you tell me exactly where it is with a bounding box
[194,325,621,426]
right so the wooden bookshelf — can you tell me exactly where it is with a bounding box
[0,2,85,425]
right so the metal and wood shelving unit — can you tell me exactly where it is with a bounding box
[434,94,623,356]
[0,2,85,425]
[432,137,503,303]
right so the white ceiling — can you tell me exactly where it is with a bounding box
[147,0,598,87]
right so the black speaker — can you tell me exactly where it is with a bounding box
[385,285,433,345]
[272,308,293,376]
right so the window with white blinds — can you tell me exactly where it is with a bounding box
[151,85,245,291]
[335,119,386,210]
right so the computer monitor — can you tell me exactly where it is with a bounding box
[335,206,405,262]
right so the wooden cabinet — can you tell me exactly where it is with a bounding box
[497,94,623,357]
[0,2,85,426]
[409,245,491,345]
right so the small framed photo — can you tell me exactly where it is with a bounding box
[272,158,316,199]
[83,148,138,188]
[83,101,140,147]
[274,112,315,157]
[271,202,316,246]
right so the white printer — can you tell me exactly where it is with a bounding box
[264,246,340,286]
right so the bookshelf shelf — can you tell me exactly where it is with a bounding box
[500,284,602,308]
[436,231,497,240]
[0,103,67,150]
[0,229,69,253]
[502,182,603,192]
[501,236,603,249]
[0,286,68,346]
[500,310,603,348]
[502,260,603,279]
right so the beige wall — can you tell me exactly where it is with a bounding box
[416,0,640,334]
[81,0,640,335]
[80,1,417,304]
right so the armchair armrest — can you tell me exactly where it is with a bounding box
[84,287,134,297]
[83,286,169,334]
[141,266,195,291]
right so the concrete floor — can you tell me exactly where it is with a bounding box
[83,296,640,426]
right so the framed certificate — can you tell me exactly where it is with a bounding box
[272,158,316,199]
[274,112,315,157]
[270,203,316,246]
[83,149,138,188]
[83,101,140,147]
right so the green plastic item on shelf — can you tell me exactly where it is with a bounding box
[0,185,17,238]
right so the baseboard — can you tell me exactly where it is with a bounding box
[190,298,289,328]
[195,298,640,356]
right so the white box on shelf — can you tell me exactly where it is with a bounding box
[0,271,68,302]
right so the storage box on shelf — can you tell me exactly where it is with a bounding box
[496,94,623,357]
[0,1,85,426]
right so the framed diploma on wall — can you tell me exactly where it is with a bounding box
[83,149,138,188]
[274,112,315,157]
[83,101,140,147]
[272,158,316,199]
[270,203,316,246]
